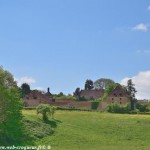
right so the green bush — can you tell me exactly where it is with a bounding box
[91,102,99,110]
[23,119,54,140]
[136,103,149,112]
[78,96,86,101]
[52,94,76,100]
[107,103,130,114]
[36,104,56,121]
[130,109,140,114]
[0,87,23,145]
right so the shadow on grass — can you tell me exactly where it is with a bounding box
[44,118,62,128]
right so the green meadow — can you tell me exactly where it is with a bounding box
[23,110,150,150]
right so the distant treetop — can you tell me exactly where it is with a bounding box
[94,78,115,89]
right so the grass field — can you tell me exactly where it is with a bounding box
[22,110,150,150]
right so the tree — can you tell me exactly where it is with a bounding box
[36,104,56,121]
[0,66,23,145]
[0,66,17,88]
[102,83,120,100]
[94,78,115,89]
[85,79,94,90]
[21,83,31,97]
[57,92,64,96]
[74,87,81,97]
[127,79,137,110]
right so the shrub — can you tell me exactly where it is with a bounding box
[0,87,23,145]
[78,96,86,101]
[23,119,54,140]
[136,103,149,112]
[107,103,130,114]
[52,94,76,100]
[130,109,140,114]
[91,101,99,110]
[36,104,56,121]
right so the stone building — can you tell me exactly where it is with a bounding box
[24,85,130,110]
[80,89,104,100]
[79,85,129,105]
[24,89,52,107]
[105,85,129,104]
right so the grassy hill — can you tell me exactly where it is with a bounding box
[23,110,150,150]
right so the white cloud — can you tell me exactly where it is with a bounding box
[148,6,150,10]
[33,87,44,91]
[15,76,36,86]
[132,23,148,32]
[120,71,150,99]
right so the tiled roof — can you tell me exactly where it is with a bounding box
[80,89,104,100]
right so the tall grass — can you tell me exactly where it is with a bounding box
[23,110,150,150]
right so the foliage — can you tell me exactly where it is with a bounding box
[53,94,76,100]
[20,83,31,98]
[23,119,54,140]
[78,96,86,101]
[0,66,17,87]
[0,66,23,145]
[136,103,149,112]
[102,83,122,100]
[58,92,64,96]
[107,103,130,114]
[91,101,99,110]
[97,97,103,101]
[130,109,140,114]
[23,107,37,110]
[73,87,81,97]
[85,79,94,90]
[127,79,137,110]
[36,104,56,121]
[107,102,149,114]
[94,78,115,89]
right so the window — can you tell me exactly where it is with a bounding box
[119,93,123,97]
[114,93,117,97]
[33,96,37,99]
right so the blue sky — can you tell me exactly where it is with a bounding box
[0,0,150,99]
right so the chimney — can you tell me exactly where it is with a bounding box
[47,87,50,93]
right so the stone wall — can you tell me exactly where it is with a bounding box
[106,97,129,105]
[24,98,129,111]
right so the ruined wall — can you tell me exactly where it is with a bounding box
[97,102,109,111]
[80,90,104,100]
[24,98,129,111]
[106,97,129,105]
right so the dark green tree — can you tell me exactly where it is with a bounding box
[74,87,81,97]
[85,79,94,90]
[58,92,64,96]
[21,83,31,97]
[0,66,23,145]
[127,79,137,110]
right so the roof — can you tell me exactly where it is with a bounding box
[80,89,104,100]
[108,85,128,97]
[25,90,50,100]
